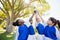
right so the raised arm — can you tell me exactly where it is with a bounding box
[35,11,47,27]
[35,10,44,23]
[38,13,44,23]
[35,11,45,34]
[28,14,35,35]
[29,14,35,24]
[36,13,40,23]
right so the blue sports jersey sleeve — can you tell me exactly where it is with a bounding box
[36,23,44,34]
[28,25,35,35]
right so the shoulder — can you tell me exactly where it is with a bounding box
[24,24,27,26]
[36,22,44,26]
[45,25,49,28]
[38,21,47,28]
[23,24,28,28]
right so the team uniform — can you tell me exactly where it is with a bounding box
[43,22,60,40]
[36,22,45,40]
[36,21,60,40]
[14,19,36,40]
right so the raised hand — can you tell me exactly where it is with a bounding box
[34,10,38,14]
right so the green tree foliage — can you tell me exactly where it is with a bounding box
[0,20,7,29]
[0,11,7,24]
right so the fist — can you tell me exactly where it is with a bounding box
[34,10,38,14]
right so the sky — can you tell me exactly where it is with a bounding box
[43,0,60,20]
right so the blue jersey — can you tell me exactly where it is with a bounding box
[44,25,57,40]
[18,24,35,40]
[28,25,35,35]
[36,23,44,34]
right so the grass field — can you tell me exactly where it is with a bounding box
[0,29,15,40]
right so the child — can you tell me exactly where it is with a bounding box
[13,14,36,40]
[34,10,45,40]
[44,17,60,40]
[27,14,36,40]
[35,11,60,40]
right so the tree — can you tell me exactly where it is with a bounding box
[0,0,34,33]
[0,11,7,24]
[0,0,50,33]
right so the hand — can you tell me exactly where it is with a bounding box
[29,20,33,24]
[34,10,38,14]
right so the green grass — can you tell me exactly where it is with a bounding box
[0,30,15,40]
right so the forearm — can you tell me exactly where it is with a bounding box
[37,13,44,23]
[29,14,34,24]
[40,16,44,23]
[36,13,41,23]
[29,14,34,21]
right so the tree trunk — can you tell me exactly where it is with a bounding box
[6,23,13,33]
[6,18,14,33]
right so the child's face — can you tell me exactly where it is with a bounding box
[47,18,54,25]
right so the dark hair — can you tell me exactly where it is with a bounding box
[13,19,19,26]
[57,20,60,28]
[50,17,60,28]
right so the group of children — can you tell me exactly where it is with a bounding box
[13,10,60,40]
